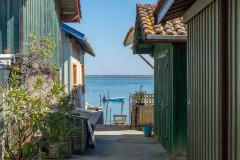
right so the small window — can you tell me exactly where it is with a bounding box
[72,64,77,87]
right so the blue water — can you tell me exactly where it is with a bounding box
[85,76,154,124]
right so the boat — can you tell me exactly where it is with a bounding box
[102,97,126,102]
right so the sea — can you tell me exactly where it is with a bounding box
[85,75,154,124]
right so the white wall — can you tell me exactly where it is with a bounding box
[60,33,85,108]
[0,54,13,85]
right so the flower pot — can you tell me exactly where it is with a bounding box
[143,125,152,137]
[46,141,72,159]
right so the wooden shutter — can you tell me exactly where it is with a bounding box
[81,64,85,94]
[72,64,77,87]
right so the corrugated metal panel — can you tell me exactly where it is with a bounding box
[7,0,20,54]
[0,0,20,54]
[154,43,187,156]
[0,0,62,66]
[0,0,7,53]
[228,0,240,160]
[186,1,221,160]
[22,0,62,66]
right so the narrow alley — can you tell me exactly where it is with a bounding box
[71,125,170,160]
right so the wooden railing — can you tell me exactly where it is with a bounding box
[131,94,154,106]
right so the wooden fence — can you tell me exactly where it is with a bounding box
[130,93,154,129]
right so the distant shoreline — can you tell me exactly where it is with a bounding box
[85,75,154,78]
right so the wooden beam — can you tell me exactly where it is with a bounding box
[155,0,175,24]
[161,0,196,22]
[138,55,154,69]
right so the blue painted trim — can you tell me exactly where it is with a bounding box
[60,23,85,39]
[60,23,95,57]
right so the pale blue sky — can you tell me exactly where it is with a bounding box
[70,0,156,75]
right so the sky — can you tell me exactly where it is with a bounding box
[69,0,156,75]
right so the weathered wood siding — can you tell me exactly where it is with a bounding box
[22,0,62,66]
[228,0,240,159]
[0,0,62,66]
[0,0,21,54]
[186,1,222,160]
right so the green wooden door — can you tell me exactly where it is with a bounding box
[159,53,170,149]
[154,57,159,136]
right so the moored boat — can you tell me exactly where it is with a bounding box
[102,97,126,102]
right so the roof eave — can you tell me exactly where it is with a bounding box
[60,0,81,22]
[60,23,95,57]
[145,34,187,42]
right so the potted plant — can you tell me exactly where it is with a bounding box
[40,95,74,159]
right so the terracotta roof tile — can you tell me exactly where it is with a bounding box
[136,4,187,36]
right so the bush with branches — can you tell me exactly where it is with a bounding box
[0,35,74,160]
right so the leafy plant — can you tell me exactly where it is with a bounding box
[0,35,73,160]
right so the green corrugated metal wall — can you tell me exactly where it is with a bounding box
[228,0,240,160]
[22,0,62,66]
[154,43,187,156]
[155,43,172,150]
[187,1,222,160]
[0,0,7,53]
[0,0,61,66]
[172,44,187,155]
[0,0,20,53]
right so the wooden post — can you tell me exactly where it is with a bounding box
[105,101,109,124]
[121,101,124,115]
[129,94,131,126]
[110,108,112,124]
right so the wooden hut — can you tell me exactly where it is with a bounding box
[0,0,81,64]
[154,0,240,160]
[125,3,188,157]
[60,23,95,108]
[0,1,95,156]
[0,0,95,108]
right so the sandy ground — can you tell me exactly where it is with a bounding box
[69,125,170,160]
